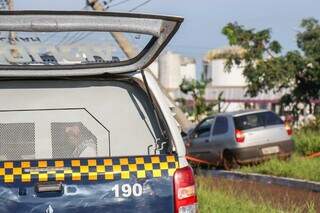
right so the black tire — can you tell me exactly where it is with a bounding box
[189,162,200,174]
[222,150,240,170]
[279,154,292,161]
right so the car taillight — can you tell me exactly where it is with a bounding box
[235,129,245,143]
[173,166,197,213]
[285,123,292,136]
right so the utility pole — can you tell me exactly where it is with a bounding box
[7,0,16,44]
[5,0,20,59]
[87,0,137,58]
[87,0,193,132]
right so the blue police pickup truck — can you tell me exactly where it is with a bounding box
[0,10,196,213]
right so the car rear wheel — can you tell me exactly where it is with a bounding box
[222,150,239,170]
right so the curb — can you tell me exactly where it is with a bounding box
[200,170,320,193]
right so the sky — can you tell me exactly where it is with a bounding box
[13,0,320,76]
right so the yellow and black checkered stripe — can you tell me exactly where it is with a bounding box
[0,155,179,184]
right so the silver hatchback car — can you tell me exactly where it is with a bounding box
[185,110,294,169]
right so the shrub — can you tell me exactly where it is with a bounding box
[293,130,320,156]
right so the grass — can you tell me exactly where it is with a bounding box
[197,177,317,213]
[197,182,281,213]
[236,129,320,182]
[195,129,320,213]
[239,154,320,182]
[293,129,320,155]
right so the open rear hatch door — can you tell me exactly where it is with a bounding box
[0,11,182,213]
[0,10,183,77]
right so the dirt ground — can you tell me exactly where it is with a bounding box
[203,176,320,212]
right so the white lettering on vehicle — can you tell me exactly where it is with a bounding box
[112,183,143,198]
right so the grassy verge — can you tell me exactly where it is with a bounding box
[197,177,317,213]
[293,129,320,155]
[197,181,281,213]
[238,154,320,182]
[236,129,320,182]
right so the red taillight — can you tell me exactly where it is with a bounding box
[285,123,293,136]
[235,129,245,143]
[173,166,197,213]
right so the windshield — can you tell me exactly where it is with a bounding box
[0,31,151,65]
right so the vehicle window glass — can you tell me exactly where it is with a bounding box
[51,122,97,158]
[0,123,35,160]
[0,110,108,161]
[194,118,214,138]
[212,116,228,135]
[264,112,284,126]
[0,31,151,66]
[0,81,168,160]
[234,113,265,130]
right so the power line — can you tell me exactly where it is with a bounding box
[108,0,132,8]
[71,0,152,45]
[63,32,83,45]
[53,4,90,45]
[56,32,72,46]
[129,0,151,12]
[70,32,92,45]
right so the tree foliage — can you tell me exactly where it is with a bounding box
[222,18,320,118]
[179,79,223,122]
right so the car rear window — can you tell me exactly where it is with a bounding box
[264,111,284,126]
[0,31,151,66]
[234,111,283,131]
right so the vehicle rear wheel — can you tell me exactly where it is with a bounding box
[279,154,291,161]
[222,150,239,170]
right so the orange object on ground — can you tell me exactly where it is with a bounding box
[186,155,210,165]
[307,152,320,159]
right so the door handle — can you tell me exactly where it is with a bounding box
[35,182,64,197]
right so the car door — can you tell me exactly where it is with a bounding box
[210,116,231,165]
[187,117,215,162]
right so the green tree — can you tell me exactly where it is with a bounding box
[179,79,224,122]
[222,18,320,120]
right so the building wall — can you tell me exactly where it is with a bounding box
[204,57,284,113]
[159,51,181,90]
[181,63,196,80]
[207,59,246,87]
[158,51,196,90]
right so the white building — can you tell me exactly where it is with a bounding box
[180,56,196,80]
[158,51,196,91]
[203,46,283,112]
[159,51,182,90]
[205,59,246,87]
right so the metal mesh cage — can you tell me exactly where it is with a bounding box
[0,123,35,160]
[51,122,98,158]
